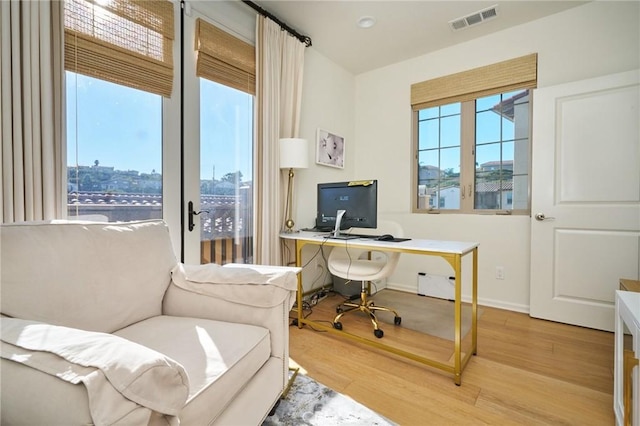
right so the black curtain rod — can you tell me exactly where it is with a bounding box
[242,0,312,47]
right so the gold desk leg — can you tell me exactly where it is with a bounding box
[282,366,300,398]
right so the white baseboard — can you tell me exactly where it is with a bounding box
[475,297,529,314]
[385,282,530,314]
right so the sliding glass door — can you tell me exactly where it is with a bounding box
[64,1,256,264]
[198,79,254,265]
[181,6,256,264]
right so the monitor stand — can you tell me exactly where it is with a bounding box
[329,210,359,239]
[332,209,346,238]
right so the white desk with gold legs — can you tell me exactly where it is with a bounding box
[280,231,479,385]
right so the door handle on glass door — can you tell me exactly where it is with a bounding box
[534,213,555,221]
[188,201,210,232]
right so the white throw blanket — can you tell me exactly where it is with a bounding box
[0,317,189,426]
[171,263,298,309]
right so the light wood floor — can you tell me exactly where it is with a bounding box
[288,292,615,425]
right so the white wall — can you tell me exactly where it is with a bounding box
[295,1,640,311]
[287,48,357,290]
[296,49,357,228]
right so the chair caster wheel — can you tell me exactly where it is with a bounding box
[333,322,343,330]
[374,329,384,338]
[394,316,402,325]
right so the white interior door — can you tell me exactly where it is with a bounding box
[530,70,640,332]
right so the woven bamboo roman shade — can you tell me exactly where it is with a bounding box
[64,0,174,97]
[411,53,537,110]
[195,18,256,95]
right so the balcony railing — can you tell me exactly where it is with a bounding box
[201,235,253,265]
[68,190,253,265]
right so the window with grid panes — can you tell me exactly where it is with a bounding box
[411,54,536,214]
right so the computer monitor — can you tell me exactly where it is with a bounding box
[316,180,378,234]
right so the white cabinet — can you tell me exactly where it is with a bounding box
[615,291,640,426]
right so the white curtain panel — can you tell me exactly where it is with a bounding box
[0,0,65,223]
[254,16,305,265]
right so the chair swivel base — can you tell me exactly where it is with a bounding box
[332,290,401,338]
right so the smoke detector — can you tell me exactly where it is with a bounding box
[449,5,499,31]
[357,16,376,29]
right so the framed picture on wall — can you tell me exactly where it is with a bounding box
[316,128,345,169]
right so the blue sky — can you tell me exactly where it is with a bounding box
[67,72,525,181]
[66,72,253,180]
[200,79,253,181]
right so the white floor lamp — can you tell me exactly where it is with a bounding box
[279,138,308,233]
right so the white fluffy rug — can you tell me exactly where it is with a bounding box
[263,373,395,426]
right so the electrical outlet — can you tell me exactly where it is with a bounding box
[495,266,505,280]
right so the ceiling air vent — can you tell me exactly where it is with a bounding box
[449,5,499,31]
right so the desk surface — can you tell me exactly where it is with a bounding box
[280,231,479,255]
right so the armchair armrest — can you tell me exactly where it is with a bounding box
[169,263,299,309]
[163,263,300,364]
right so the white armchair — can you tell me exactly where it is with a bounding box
[0,220,298,425]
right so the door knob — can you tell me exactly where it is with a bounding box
[534,213,555,221]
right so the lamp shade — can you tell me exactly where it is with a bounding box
[279,138,309,169]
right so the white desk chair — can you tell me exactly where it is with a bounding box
[328,220,403,338]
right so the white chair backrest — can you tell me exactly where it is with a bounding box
[328,246,400,282]
[327,218,403,282]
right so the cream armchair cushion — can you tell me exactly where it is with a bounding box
[0,221,176,333]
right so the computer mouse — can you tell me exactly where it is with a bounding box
[377,234,394,241]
